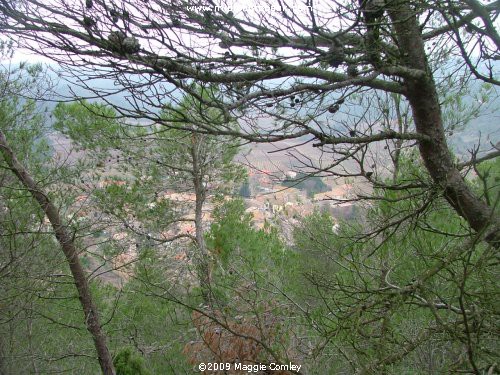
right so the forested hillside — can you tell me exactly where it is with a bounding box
[0,1,498,374]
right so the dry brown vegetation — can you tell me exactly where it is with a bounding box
[183,307,294,374]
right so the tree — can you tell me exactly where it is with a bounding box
[157,88,245,304]
[185,197,299,369]
[53,90,244,305]
[0,66,115,374]
[291,158,499,372]
[0,0,497,246]
[0,1,499,373]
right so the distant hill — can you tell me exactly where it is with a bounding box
[14,62,497,161]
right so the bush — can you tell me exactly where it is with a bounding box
[113,347,151,375]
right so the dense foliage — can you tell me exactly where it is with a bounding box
[0,0,498,374]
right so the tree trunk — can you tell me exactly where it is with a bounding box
[190,133,213,306]
[387,2,499,247]
[0,131,115,375]
[392,94,405,183]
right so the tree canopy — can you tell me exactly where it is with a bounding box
[0,0,497,245]
[0,1,498,374]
